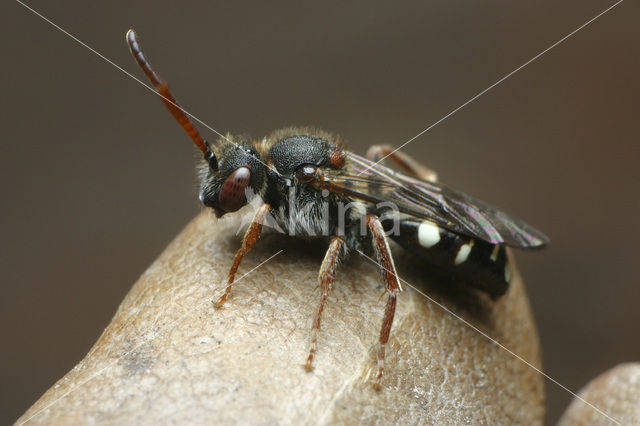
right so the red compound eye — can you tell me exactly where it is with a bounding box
[218,167,251,212]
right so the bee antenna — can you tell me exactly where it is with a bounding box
[126,29,214,163]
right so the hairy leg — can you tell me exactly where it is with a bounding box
[214,203,272,307]
[365,214,402,389]
[305,236,344,370]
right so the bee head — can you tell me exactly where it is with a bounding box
[125,31,267,217]
[198,141,266,217]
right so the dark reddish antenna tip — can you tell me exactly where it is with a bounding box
[126,29,212,157]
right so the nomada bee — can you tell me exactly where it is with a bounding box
[126,30,548,388]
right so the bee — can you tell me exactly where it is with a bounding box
[126,30,548,389]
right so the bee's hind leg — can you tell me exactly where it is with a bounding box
[365,214,402,389]
[366,145,437,182]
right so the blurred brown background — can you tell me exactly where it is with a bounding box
[2,1,638,424]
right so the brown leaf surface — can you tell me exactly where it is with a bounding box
[558,363,640,426]
[17,211,544,425]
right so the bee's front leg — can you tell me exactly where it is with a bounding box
[365,214,402,390]
[366,144,438,182]
[214,203,272,308]
[305,236,344,371]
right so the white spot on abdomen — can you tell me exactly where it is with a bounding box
[455,240,475,265]
[418,221,441,248]
[490,244,501,262]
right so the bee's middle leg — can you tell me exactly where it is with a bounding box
[305,236,344,371]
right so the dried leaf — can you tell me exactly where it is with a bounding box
[18,211,544,424]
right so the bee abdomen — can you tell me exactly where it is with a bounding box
[386,219,511,298]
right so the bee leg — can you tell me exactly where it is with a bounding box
[366,144,438,182]
[365,214,402,389]
[214,203,272,308]
[305,236,344,371]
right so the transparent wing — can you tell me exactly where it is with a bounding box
[323,152,548,248]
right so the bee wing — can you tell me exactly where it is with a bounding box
[323,152,548,248]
